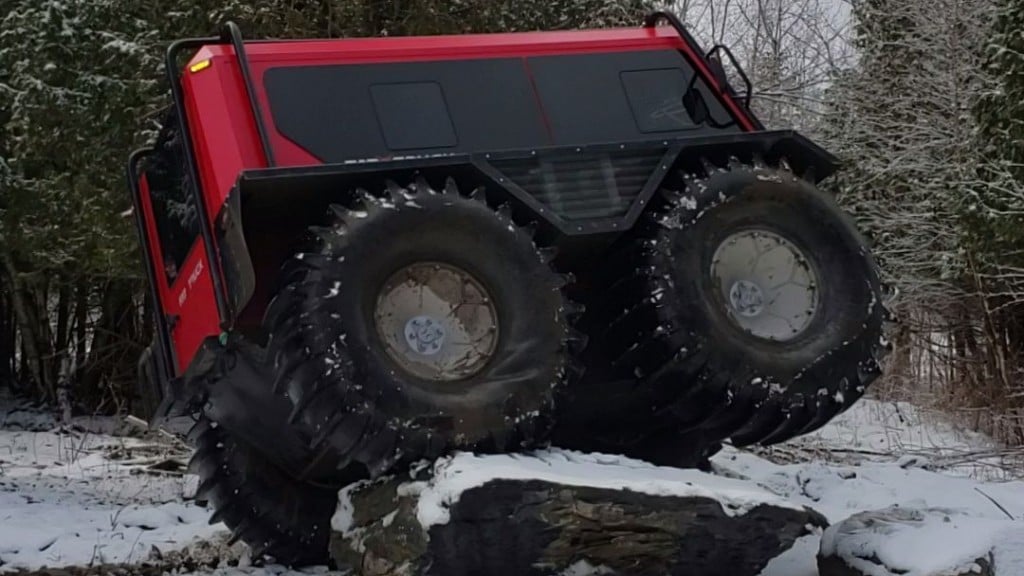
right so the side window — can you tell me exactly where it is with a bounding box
[621,68,696,132]
[686,76,736,128]
[370,82,457,151]
[145,120,199,284]
[620,67,736,133]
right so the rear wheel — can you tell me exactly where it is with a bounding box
[187,417,336,566]
[574,159,888,454]
[267,177,576,479]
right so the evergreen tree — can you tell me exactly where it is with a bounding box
[825,0,1024,442]
[822,0,993,306]
[965,0,1024,282]
[976,0,1024,169]
[0,0,157,403]
[0,0,156,272]
[956,0,1024,444]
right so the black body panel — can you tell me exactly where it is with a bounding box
[491,146,667,221]
[225,131,838,336]
[236,130,837,229]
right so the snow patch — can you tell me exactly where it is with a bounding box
[679,195,698,210]
[330,483,359,534]
[557,560,616,575]
[819,507,1004,576]
[0,426,223,571]
[715,445,1024,525]
[409,449,803,528]
[718,398,1024,576]
[757,534,820,576]
[790,399,1005,478]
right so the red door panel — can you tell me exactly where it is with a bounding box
[162,244,220,374]
[138,173,220,375]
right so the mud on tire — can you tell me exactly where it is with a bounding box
[579,159,889,451]
[187,417,336,566]
[265,177,576,479]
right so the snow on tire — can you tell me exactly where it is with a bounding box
[265,177,578,479]
[587,158,889,449]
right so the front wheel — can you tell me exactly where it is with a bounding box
[266,177,576,479]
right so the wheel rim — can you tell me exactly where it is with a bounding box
[374,262,499,381]
[710,229,819,342]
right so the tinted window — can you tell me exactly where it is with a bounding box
[370,82,457,150]
[264,59,546,162]
[621,68,737,133]
[621,68,695,132]
[527,50,741,143]
[145,126,199,284]
[263,50,742,163]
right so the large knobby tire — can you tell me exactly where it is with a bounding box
[266,177,574,478]
[587,159,888,449]
[187,417,336,566]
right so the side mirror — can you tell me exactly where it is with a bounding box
[682,85,710,126]
[682,81,732,129]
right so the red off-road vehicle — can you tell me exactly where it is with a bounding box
[129,11,888,565]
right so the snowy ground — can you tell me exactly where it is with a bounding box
[741,400,1024,575]
[1,396,1022,575]
[0,397,340,576]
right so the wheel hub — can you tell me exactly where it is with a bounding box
[374,262,498,381]
[404,315,446,356]
[729,280,765,317]
[710,229,819,342]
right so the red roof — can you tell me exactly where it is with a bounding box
[190,26,689,66]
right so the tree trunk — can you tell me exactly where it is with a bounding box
[0,250,56,403]
[82,279,138,413]
[74,278,88,383]
[0,281,13,390]
[53,278,73,422]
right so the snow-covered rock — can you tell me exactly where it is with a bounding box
[817,506,1001,576]
[330,450,827,576]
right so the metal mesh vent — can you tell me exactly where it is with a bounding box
[492,148,666,221]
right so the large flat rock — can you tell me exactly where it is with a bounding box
[331,450,827,576]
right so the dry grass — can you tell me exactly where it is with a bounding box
[873,302,1024,451]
